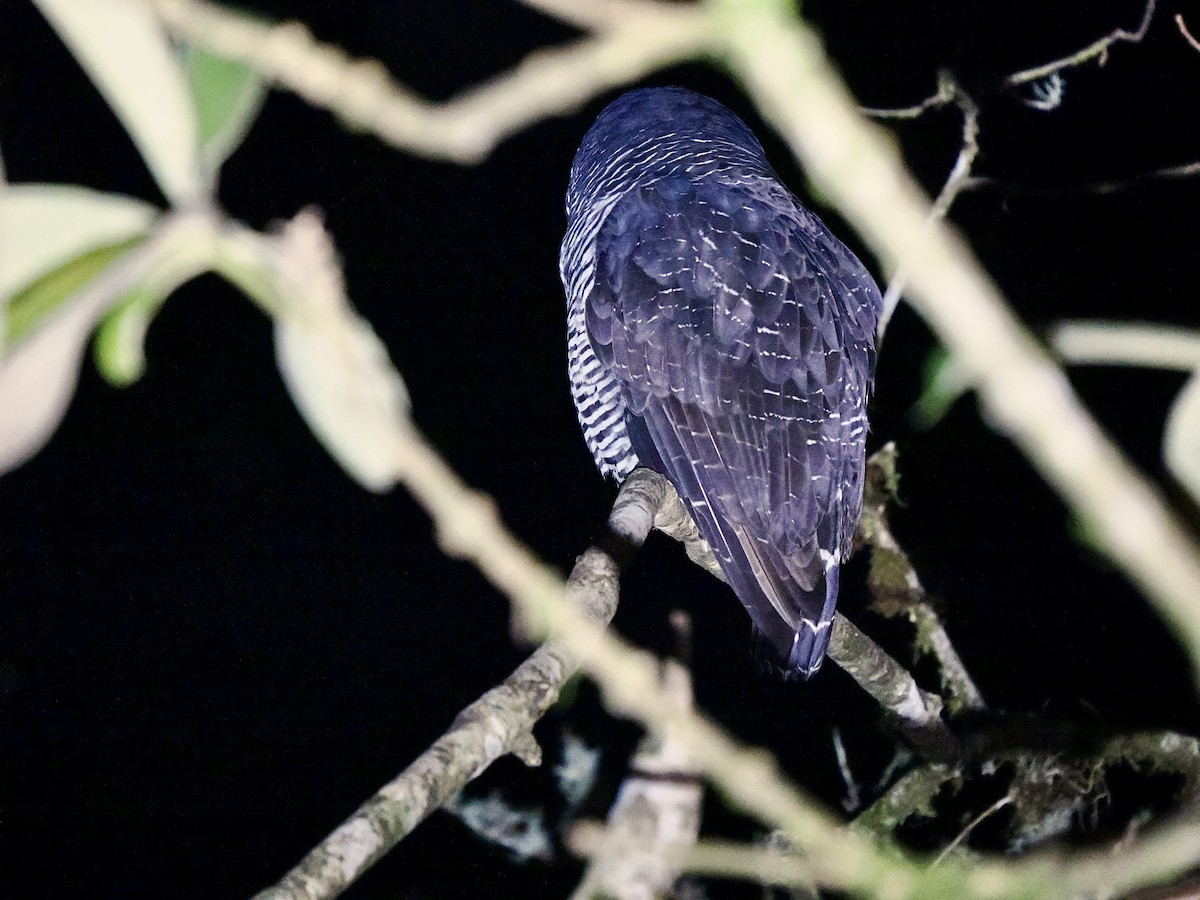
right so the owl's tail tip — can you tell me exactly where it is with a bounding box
[751,617,834,682]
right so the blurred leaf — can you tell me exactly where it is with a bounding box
[0,295,98,475]
[258,209,410,491]
[275,311,410,492]
[92,242,215,387]
[31,0,203,203]
[909,346,969,430]
[0,184,157,302]
[186,46,266,180]
[6,238,145,350]
[1165,373,1200,506]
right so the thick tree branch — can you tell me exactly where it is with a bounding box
[858,445,986,715]
[252,468,670,900]
[569,652,702,900]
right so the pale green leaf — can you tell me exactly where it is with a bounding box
[92,249,213,387]
[6,238,146,351]
[265,209,410,492]
[1165,373,1200,506]
[0,184,157,302]
[275,312,410,493]
[31,0,203,203]
[186,46,266,179]
[909,346,969,430]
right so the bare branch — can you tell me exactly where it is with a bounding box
[147,0,711,164]
[877,81,979,336]
[1006,0,1157,86]
[962,160,1200,196]
[862,0,1155,120]
[1179,14,1200,53]
[852,763,959,840]
[859,446,986,715]
[1051,321,1200,372]
[252,469,671,900]
[860,77,956,120]
[649,465,958,756]
[933,795,1014,867]
[828,617,957,760]
[570,651,702,899]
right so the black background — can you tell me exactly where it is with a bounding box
[2,1,1199,897]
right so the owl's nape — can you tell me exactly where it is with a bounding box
[560,87,883,679]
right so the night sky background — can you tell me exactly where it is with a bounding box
[2,1,1199,897]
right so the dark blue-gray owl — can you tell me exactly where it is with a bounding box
[560,88,882,678]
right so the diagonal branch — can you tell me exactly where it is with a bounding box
[569,644,702,900]
[147,0,712,164]
[649,465,957,758]
[858,445,986,716]
[252,468,671,900]
[1006,0,1157,86]
[1180,14,1200,53]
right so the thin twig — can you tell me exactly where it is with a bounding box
[1179,14,1200,53]
[858,446,987,715]
[962,160,1200,196]
[861,0,1155,120]
[877,81,979,336]
[1006,0,1157,86]
[932,795,1014,867]
[833,729,862,812]
[860,78,956,120]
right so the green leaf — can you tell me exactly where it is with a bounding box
[92,249,212,387]
[1165,373,1200,507]
[0,184,157,303]
[909,346,969,430]
[275,310,411,492]
[31,0,203,204]
[186,46,266,180]
[6,237,145,351]
[93,282,165,388]
[266,211,411,492]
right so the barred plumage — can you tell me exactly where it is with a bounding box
[560,88,882,678]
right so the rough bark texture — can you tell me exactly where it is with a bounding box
[254,469,670,900]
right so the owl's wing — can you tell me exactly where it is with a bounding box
[587,175,880,677]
